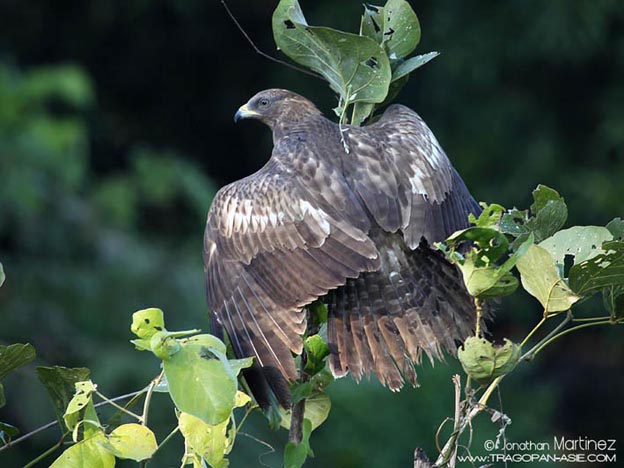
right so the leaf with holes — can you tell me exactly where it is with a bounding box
[360,0,421,64]
[458,337,521,384]
[539,226,613,273]
[273,0,391,108]
[607,217,624,240]
[37,366,91,427]
[569,241,624,296]
[64,380,97,432]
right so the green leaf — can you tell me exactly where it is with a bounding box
[50,432,115,468]
[539,226,613,270]
[234,391,251,408]
[284,419,313,468]
[291,369,334,404]
[0,421,20,443]
[303,335,330,375]
[164,345,237,425]
[273,0,391,107]
[280,393,331,432]
[309,301,329,328]
[527,185,567,242]
[360,0,421,63]
[0,262,4,288]
[443,228,532,298]
[569,241,624,295]
[516,244,580,313]
[37,366,91,427]
[468,203,505,228]
[180,334,227,355]
[458,337,521,384]
[0,343,36,380]
[82,399,101,439]
[149,331,181,360]
[530,184,562,213]
[606,217,624,240]
[0,383,4,409]
[391,52,439,82]
[131,307,166,339]
[499,208,530,237]
[350,102,376,127]
[102,423,158,461]
[179,412,232,468]
[64,380,97,432]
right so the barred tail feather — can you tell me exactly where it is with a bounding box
[327,237,477,389]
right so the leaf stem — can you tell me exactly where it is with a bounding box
[520,311,573,361]
[151,426,180,459]
[528,318,623,359]
[139,372,164,467]
[519,315,547,347]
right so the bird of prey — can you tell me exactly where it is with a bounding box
[203,89,480,410]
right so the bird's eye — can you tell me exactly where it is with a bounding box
[259,98,270,107]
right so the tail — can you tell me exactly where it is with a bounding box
[327,236,476,390]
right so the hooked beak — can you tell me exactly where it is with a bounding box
[234,104,260,123]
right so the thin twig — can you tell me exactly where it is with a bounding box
[22,432,69,468]
[448,375,462,468]
[95,391,143,422]
[220,0,322,79]
[139,372,163,467]
[474,298,483,337]
[0,390,143,453]
[528,318,623,359]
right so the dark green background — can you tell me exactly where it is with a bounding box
[1,1,622,467]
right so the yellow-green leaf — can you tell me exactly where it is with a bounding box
[458,337,520,384]
[516,244,580,313]
[64,380,97,431]
[280,393,331,432]
[131,308,166,339]
[103,423,157,461]
[179,412,231,468]
[50,432,115,468]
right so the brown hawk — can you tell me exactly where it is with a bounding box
[203,89,480,409]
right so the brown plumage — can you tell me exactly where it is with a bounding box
[204,89,481,410]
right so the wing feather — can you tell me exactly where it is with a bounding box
[347,105,480,247]
[204,156,380,390]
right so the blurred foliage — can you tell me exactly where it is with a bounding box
[0,0,623,467]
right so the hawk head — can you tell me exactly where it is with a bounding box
[234,89,321,129]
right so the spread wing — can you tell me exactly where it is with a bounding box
[347,104,481,247]
[203,155,380,400]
